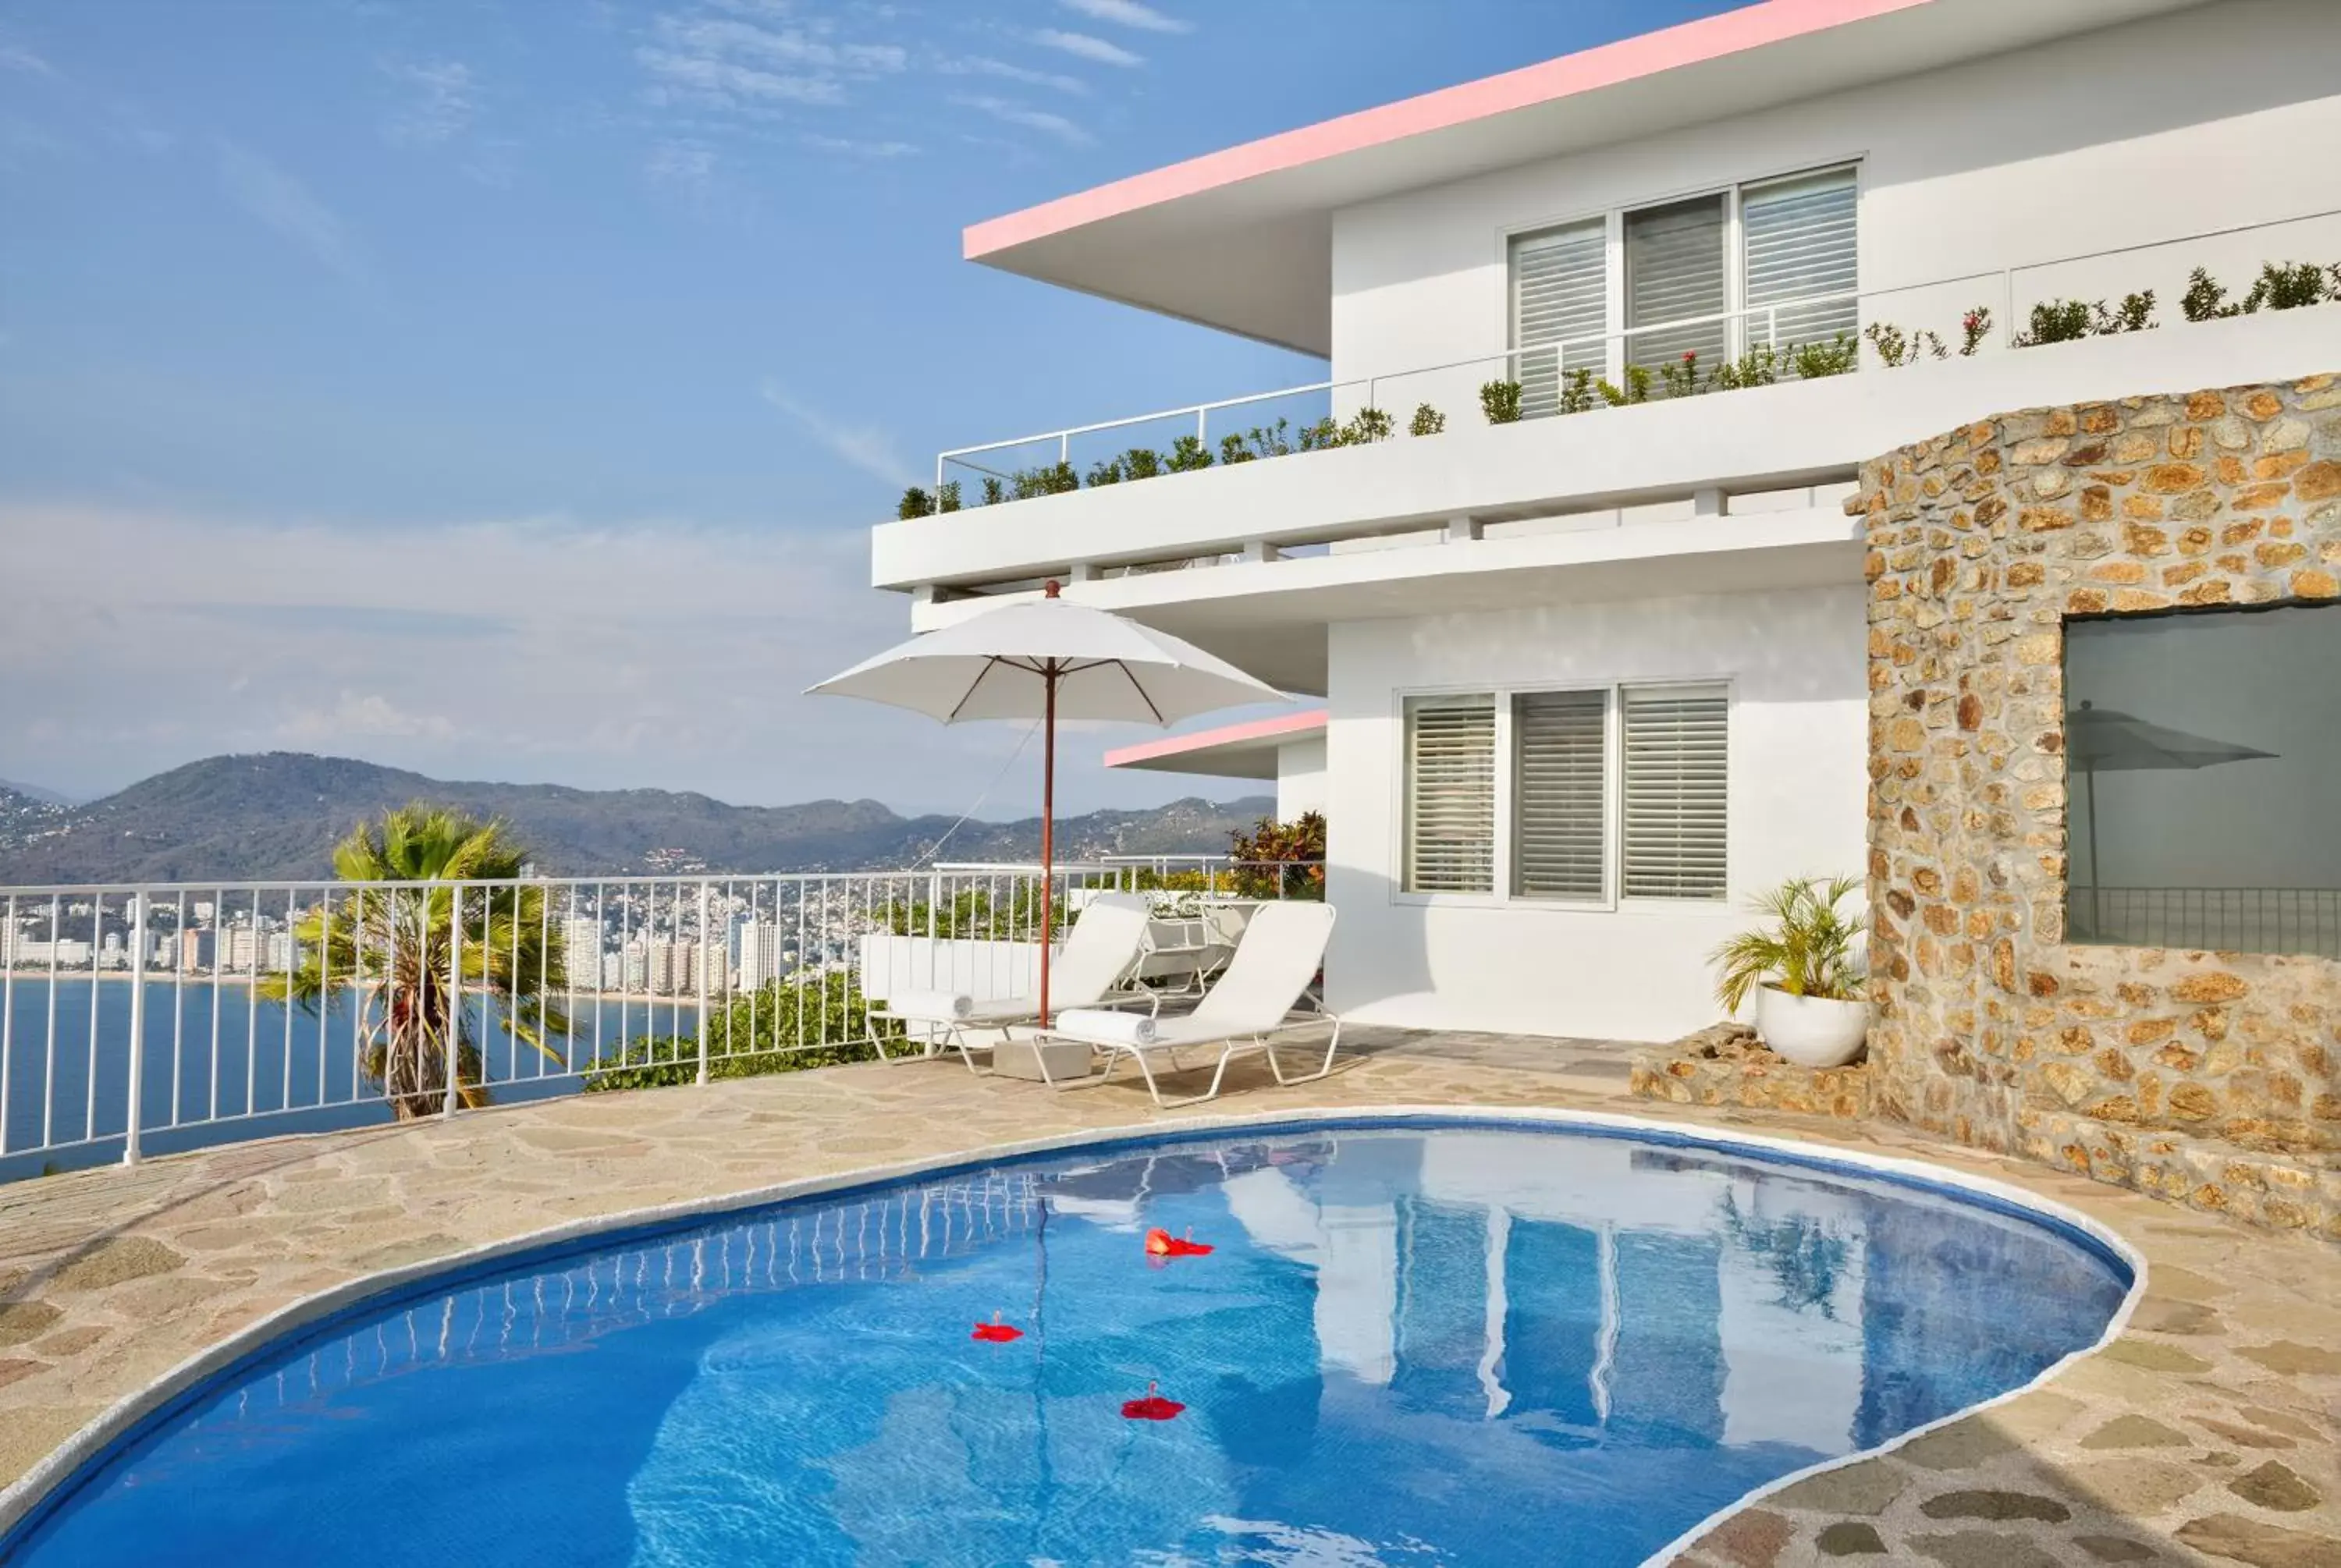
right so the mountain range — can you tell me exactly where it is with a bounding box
[0,754,1274,885]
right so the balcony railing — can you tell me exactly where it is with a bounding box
[0,860,1323,1178]
[926,206,2341,505]
[2069,886,2341,959]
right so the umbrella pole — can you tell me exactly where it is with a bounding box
[1039,664,1056,1028]
[2085,765,2101,942]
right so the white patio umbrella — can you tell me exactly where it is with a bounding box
[809,581,1284,1023]
[2066,699,2275,935]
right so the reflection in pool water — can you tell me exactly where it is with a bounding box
[6,1123,2130,1566]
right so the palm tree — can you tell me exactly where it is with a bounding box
[1710,874,1867,1013]
[261,804,570,1119]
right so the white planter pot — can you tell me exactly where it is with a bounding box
[1755,986,1870,1068]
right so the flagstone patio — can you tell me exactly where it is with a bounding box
[1,1028,2335,1566]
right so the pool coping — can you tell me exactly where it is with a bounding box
[0,1102,2147,1561]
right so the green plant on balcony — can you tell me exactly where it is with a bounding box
[1595,364,1654,406]
[897,486,935,520]
[2014,291,2156,348]
[1657,350,1706,399]
[1165,434,1214,471]
[936,480,961,513]
[1479,378,1523,424]
[1863,321,1946,367]
[1789,333,1859,379]
[1707,344,1781,391]
[1011,462,1079,498]
[1123,445,1163,479]
[1220,418,1294,464]
[1337,406,1395,445]
[1558,366,1598,413]
[981,476,1007,506]
[1959,305,1993,356]
[2186,261,2341,321]
[2094,290,2158,335]
[1409,402,1446,436]
[1296,416,1341,452]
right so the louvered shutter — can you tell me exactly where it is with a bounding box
[1511,220,1606,418]
[1622,686,1728,900]
[1404,695,1495,894]
[1512,690,1607,899]
[1625,195,1727,384]
[1743,168,1857,367]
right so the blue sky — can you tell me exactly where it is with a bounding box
[1,0,1744,814]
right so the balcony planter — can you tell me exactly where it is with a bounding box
[1753,985,1869,1069]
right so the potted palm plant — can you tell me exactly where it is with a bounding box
[1710,874,1869,1068]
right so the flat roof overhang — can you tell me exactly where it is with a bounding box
[964,0,2205,355]
[1105,709,1329,781]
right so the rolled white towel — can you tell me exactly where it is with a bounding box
[887,988,975,1022]
[1053,1007,1159,1047]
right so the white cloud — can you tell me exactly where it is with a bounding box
[0,41,55,77]
[214,141,367,285]
[279,692,460,744]
[950,94,1090,147]
[380,58,475,147]
[940,55,1088,96]
[1032,29,1142,67]
[636,47,846,108]
[1058,0,1190,34]
[801,133,918,158]
[758,380,918,488]
[644,136,719,197]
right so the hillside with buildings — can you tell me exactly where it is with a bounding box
[0,753,1273,884]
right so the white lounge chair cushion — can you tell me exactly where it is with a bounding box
[887,989,976,1021]
[1051,1008,1162,1047]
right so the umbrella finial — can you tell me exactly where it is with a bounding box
[1044,578,1061,598]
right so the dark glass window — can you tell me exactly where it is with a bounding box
[2064,604,2340,955]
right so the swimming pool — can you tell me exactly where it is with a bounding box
[2,1117,2133,1566]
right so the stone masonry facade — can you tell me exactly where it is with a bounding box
[1856,373,2341,1237]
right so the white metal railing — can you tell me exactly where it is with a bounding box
[930,205,2341,497]
[0,860,1323,1179]
[2069,885,2341,958]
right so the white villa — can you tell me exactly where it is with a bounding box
[871,0,2341,1045]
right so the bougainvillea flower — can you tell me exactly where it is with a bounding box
[971,1312,1024,1343]
[1121,1382,1185,1421]
[1143,1227,1213,1258]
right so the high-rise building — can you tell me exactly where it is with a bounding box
[737,923,791,990]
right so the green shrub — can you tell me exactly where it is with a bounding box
[1408,403,1446,437]
[585,977,901,1093]
[1708,345,1780,391]
[936,480,961,513]
[1863,321,1945,368]
[1011,462,1079,498]
[2016,299,2094,346]
[2094,291,2157,335]
[1479,379,1522,424]
[1790,333,1859,379]
[1959,306,1992,357]
[2182,267,2230,323]
[1558,366,1597,413]
[897,486,934,520]
[1227,811,1326,901]
[981,476,1007,506]
[1658,350,1704,399]
[1165,434,1213,472]
[1596,364,1653,406]
[1337,406,1394,445]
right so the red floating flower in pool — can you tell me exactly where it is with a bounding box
[971,1312,1024,1343]
[1121,1382,1185,1421]
[1143,1227,1213,1258]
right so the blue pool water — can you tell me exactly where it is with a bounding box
[2,1122,2130,1567]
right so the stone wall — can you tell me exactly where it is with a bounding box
[1856,373,2341,1229]
[1630,1024,1873,1119]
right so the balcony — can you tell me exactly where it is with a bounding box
[878,210,2341,641]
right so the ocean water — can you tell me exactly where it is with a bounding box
[0,979,698,1175]
[2,1124,2130,1566]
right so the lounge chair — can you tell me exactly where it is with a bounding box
[1037,900,1340,1108]
[868,892,1156,1072]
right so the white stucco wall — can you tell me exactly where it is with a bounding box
[1276,736,1328,820]
[1330,0,2341,399]
[1322,585,1868,1042]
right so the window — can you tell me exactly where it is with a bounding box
[1510,219,1606,418]
[1508,163,1856,399]
[1622,686,1730,900]
[1625,194,1728,371]
[1401,683,1730,903]
[1742,168,1859,357]
[1512,690,1607,899]
[1403,694,1495,893]
[2064,605,2340,956]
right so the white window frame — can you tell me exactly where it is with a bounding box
[1392,678,1732,911]
[1501,159,1861,385]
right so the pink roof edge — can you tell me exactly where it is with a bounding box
[964,0,1927,259]
[1104,708,1330,769]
